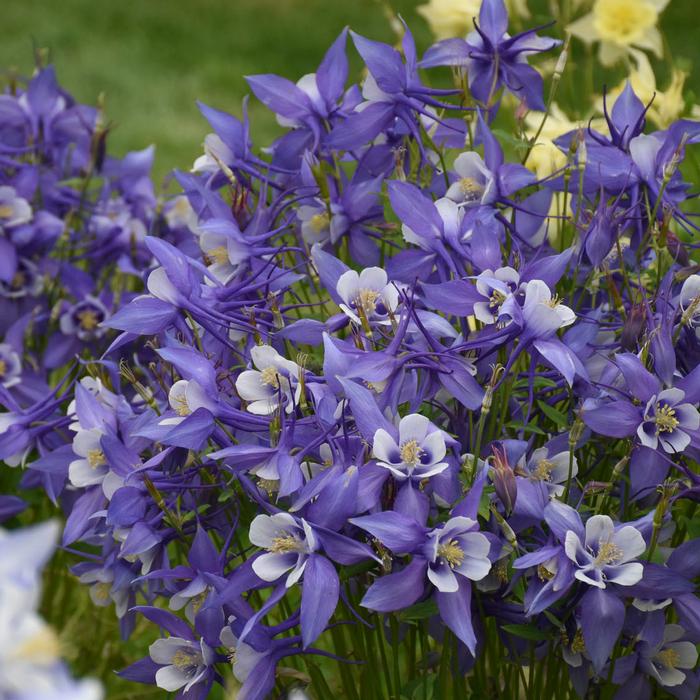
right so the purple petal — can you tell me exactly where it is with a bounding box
[436,576,477,654]
[360,557,427,612]
[301,554,339,648]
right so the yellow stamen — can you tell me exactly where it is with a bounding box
[172,648,201,671]
[309,212,330,234]
[0,359,6,377]
[207,245,229,265]
[260,366,280,388]
[11,625,61,664]
[87,448,105,469]
[657,648,681,669]
[594,542,623,566]
[399,439,423,466]
[533,459,554,481]
[10,271,25,289]
[655,404,679,434]
[437,539,465,568]
[77,309,100,331]
[459,177,484,201]
[92,582,111,602]
[571,628,586,654]
[537,564,554,581]
[173,393,190,417]
[592,0,657,47]
[269,535,303,554]
[357,288,380,316]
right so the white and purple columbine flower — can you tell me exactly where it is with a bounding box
[236,345,301,415]
[423,517,492,593]
[445,151,497,206]
[0,343,21,389]
[336,267,399,326]
[639,624,699,688]
[473,266,521,326]
[0,257,43,299]
[637,387,700,454]
[564,514,645,589]
[372,414,448,481]
[59,296,110,342]
[160,378,215,426]
[522,279,576,337]
[249,513,317,587]
[518,447,578,497]
[0,186,32,229]
[149,636,215,694]
[297,200,331,246]
[679,273,700,338]
[68,427,108,488]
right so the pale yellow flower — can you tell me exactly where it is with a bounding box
[417,0,530,40]
[524,104,605,179]
[604,50,687,128]
[567,0,669,66]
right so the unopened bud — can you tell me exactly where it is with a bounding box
[490,443,517,516]
[621,303,646,351]
[490,505,517,548]
[666,230,690,267]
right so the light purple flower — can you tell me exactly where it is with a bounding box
[637,388,700,454]
[336,267,399,326]
[373,414,448,481]
[149,637,214,693]
[564,515,645,589]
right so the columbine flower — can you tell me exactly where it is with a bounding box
[249,513,317,587]
[423,516,492,592]
[0,257,43,299]
[0,343,21,389]
[640,624,698,688]
[445,151,497,206]
[68,428,108,488]
[297,201,331,246]
[522,279,575,337]
[0,186,32,229]
[372,414,448,481]
[421,0,560,110]
[336,267,399,326]
[518,447,577,496]
[149,637,214,694]
[473,266,520,325]
[637,388,700,453]
[564,514,645,588]
[235,345,301,415]
[59,297,110,341]
[680,274,700,338]
[567,0,669,66]
[159,379,214,426]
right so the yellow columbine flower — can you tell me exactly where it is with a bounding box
[417,0,529,40]
[567,0,669,66]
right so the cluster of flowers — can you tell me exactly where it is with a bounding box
[0,63,191,516]
[2,0,699,698]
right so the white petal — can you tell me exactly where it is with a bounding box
[155,665,189,692]
[610,526,646,562]
[372,428,399,464]
[358,267,388,291]
[427,562,458,593]
[252,552,297,582]
[150,637,192,665]
[585,515,614,549]
[421,429,446,464]
[336,270,360,305]
[604,562,643,586]
[398,414,430,444]
[235,370,272,402]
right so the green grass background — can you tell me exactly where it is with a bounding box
[3,0,698,184]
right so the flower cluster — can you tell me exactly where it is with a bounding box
[2,1,700,699]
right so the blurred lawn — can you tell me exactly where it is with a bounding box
[4,0,698,184]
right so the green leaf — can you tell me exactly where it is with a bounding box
[506,421,546,435]
[501,624,551,641]
[399,599,439,621]
[537,400,568,427]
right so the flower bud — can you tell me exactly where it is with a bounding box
[620,303,646,351]
[490,444,517,516]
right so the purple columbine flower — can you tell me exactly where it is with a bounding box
[680,274,700,339]
[68,427,108,488]
[423,516,492,593]
[517,446,578,497]
[421,0,560,110]
[0,343,21,389]
[336,267,399,326]
[473,266,520,326]
[235,345,301,415]
[0,186,32,229]
[637,387,700,453]
[297,200,331,246]
[521,279,576,337]
[637,624,698,689]
[249,513,317,587]
[149,636,215,694]
[445,151,498,206]
[372,414,448,481]
[564,515,645,589]
[0,257,42,299]
[59,296,110,341]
